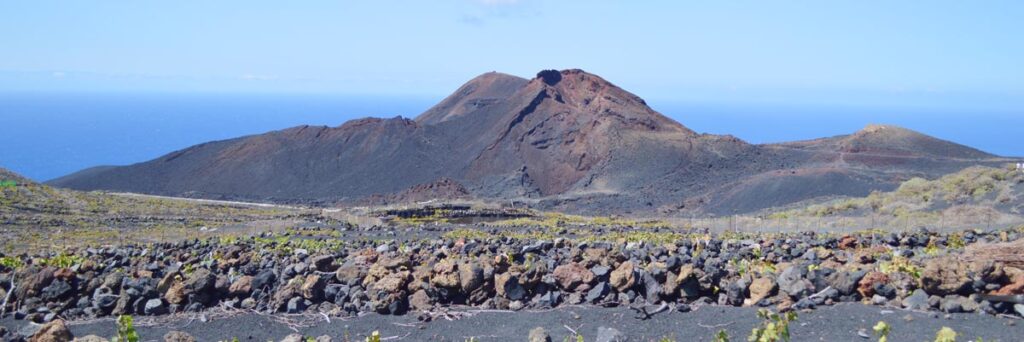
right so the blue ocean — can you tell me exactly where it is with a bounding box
[1,92,1021,182]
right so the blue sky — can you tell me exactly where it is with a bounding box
[1,1,1022,109]
[2,1,1024,181]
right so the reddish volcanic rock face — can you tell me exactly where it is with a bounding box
[360,177,471,205]
[465,69,695,196]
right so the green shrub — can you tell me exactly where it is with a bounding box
[896,177,933,201]
[366,330,381,342]
[946,233,966,249]
[878,254,921,279]
[748,309,797,342]
[873,321,891,342]
[714,330,731,342]
[934,327,956,342]
[0,256,23,270]
[39,253,83,268]
[443,228,489,240]
[112,315,139,342]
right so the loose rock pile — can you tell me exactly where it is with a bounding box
[1,226,1023,329]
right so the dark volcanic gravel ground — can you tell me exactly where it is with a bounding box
[4,304,1022,342]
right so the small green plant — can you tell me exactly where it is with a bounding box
[443,228,489,241]
[112,315,139,342]
[714,330,731,342]
[728,257,777,277]
[730,258,748,277]
[0,256,23,270]
[366,330,381,342]
[748,309,797,342]
[946,233,966,249]
[934,327,957,342]
[923,239,940,256]
[40,253,83,268]
[873,321,891,342]
[878,254,922,279]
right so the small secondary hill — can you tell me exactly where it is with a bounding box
[48,69,1014,215]
[1,164,304,252]
[0,167,63,209]
[760,165,1024,231]
[681,124,1010,215]
[776,124,994,159]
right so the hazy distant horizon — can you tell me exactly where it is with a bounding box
[2,2,1022,103]
[2,92,1020,182]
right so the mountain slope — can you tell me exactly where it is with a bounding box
[689,125,1004,214]
[776,124,994,159]
[760,165,1024,231]
[48,69,1011,214]
[416,71,528,125]
[1,164,304,252]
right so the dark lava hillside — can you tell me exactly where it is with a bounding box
[48,69,1012,214]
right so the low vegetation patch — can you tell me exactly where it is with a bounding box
[748,309,797,342]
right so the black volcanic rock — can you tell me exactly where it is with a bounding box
[4,227,1021,320]
[536,69,562,85]
[46,69,1009,214]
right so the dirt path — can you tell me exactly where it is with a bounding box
[5,304,1022,341]
[108,192,308,209]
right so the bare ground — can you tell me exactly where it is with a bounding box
[4,304,1023,342]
